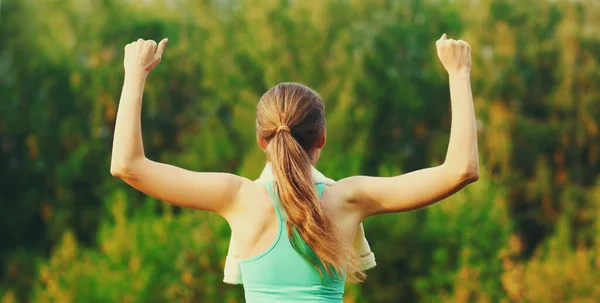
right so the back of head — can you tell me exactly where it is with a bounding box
[256,82,363,282]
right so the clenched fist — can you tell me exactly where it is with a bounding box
[436,34,471,75]
[124,38,168,75]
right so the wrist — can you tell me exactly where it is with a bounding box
[124,69,149,83]
[448,70,470,80]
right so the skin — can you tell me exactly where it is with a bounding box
[111,34,479,260]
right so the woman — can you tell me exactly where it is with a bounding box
[111,34,479,302]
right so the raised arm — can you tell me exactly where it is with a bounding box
[110,38,249,216]
[338,34,479,218]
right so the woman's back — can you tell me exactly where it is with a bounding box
[238,182,345,303]
[112,35,479,302]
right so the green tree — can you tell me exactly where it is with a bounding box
[1,0,599,302]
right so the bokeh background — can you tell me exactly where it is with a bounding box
[1,0,599,302]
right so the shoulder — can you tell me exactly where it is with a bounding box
[322,175,383,222]
[234,179,267,202]
[233,180,277,212]
[220,177,265,217]
[321,176,366,216]
[326,176,367,203]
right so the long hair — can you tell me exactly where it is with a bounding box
[256,82,364,282]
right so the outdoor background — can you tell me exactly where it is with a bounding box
[1,0,599,302]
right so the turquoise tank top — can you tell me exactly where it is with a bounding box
[239,182,346,303]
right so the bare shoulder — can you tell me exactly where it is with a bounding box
[229,180,271,215]
[321,177,363,218]
[325,176,364,203]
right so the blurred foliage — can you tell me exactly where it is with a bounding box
[1,0,599,302]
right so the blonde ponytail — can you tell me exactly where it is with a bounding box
[257,83,364,282]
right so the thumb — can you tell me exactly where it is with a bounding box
[155,38,168,58]
[436,33,447,47]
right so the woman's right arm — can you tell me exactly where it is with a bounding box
[338,34,479,218]
[111,38,251,216]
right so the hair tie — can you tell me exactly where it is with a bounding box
[276,125,290,134]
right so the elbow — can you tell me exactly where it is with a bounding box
[110,164,128,179]
[445,163,480,185]
[457,166,480,185]
[461,169,479,184]
[110,161,138,181]
[110,151,146,180]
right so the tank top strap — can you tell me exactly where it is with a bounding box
[315,183,326,198]
[265,181,284,222]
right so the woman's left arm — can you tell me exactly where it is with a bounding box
[110,38,250,216]
[336,35,479,218]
